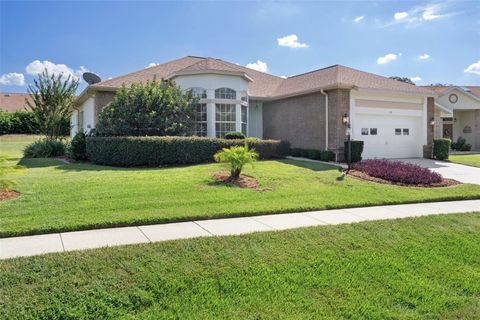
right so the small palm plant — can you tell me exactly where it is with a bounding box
[214,144,258,178]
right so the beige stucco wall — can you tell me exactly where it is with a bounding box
[263,92,326,150]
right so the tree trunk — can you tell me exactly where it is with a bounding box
[231,168,241,178]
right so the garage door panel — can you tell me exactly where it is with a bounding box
[355,114,423,159]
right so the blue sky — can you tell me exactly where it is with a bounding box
[1,0,479,93]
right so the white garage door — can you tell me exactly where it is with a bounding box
[354,114,423,159]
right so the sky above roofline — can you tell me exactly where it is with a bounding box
[1,0,479,94]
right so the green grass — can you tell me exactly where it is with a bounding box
[450,153,480,168]
[1,213,479,319]
[2,134,480,237]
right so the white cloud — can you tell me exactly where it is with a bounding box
[464,60,480,75]
[419,53,430,60]
[145,62,158,68]
[25,60,88,82]
[245,60,268,73]
[394,12,408,20]
[277,34,309,48]
[387,2,458,27]
[354,16,364,23]
[377,53,399,65]
[0,72,25,86]
[410,76,422,82]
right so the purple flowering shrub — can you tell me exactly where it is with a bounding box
[352,159,442,185]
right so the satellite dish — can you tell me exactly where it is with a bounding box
[83,72,101,85]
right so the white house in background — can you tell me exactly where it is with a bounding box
[71,56,480,160]
[426,86,480,149]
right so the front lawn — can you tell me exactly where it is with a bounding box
[449,153,480,168]
[1,213,479,318]
[2,135,480,237]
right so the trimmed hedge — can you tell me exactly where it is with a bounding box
[433,138,451,160]
[86,136,290,166]
[224,131,245,140]
[290,148,336,162]
[0,110,69,135]
[344,140,364,163]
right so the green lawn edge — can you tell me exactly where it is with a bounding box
[2,213,479,319]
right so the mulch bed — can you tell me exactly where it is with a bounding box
[0,189,20,201]
[213,171,267,191]
[347,169,460,188]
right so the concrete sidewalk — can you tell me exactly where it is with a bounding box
[1,200,479,260]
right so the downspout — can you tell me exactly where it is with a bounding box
[320,89,328,150]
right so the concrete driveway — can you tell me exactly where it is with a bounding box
[392,158,480,185]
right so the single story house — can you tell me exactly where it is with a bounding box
[72,56,480,160]
[424,86,480,149]
[0,92,32,112]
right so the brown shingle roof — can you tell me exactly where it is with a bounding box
[275,65,433,97]
[0,93,32,112]
[89,56,434,99]
[421,85,480,99]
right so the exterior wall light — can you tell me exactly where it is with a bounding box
[342,113,349,126]
[429,118,435,126]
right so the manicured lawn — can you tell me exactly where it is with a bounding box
[450,153,480,168]
[2,135,480,237]
[1,213,479,318]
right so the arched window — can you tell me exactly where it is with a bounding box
[215,87,236,100]
[189,87,207,99]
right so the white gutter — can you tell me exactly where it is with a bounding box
[320,89,328,150]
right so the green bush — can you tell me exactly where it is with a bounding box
[433,139,451,160]
[95,80,197,136]
[320,150,336,162]
[86,136,289,167]
[23,139,66,158]
[289,148,336,162]
[224,131,246,140]
[68,132,87,160]
[0,110,51,135]
[344,140,364,163]
[451,136,471,151]
[214,144,258,177]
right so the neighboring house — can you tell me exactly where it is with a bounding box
[72,56,479,160]
[0,92,32,112]
[422,86,480,150]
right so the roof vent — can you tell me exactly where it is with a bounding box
[4,93,11,97]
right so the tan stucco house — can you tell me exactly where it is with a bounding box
[72,56,480,160]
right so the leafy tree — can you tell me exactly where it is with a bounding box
[27,70,79,140]
[95,79,198,136]
[389,76,415,85]
[214,144,258,178]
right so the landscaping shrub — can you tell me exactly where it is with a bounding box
[433,138,451,160]
[23,139,66,158]
[308,149,322,160]
[289,148,336,162]
[451,136,471,151]
[86,136,289,166]
[68,132,87,160]
[214,144,258,177]
[320,150,336,162]
[224,131,246,140]
[95,80,197,136]
[344,140,364,163]
[353,159,442,185]
[0,110,47,135]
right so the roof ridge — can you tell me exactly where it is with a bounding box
[95,56,203,86]
[286,64,340,79]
